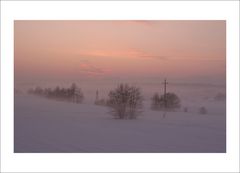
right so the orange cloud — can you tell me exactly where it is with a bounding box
[78,62,112,76]
[79,48,166,60]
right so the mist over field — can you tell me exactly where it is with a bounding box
[15,79,225,105]
[14,80,226,153]
[14,20,226,153]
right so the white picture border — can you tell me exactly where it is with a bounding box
[1,1,239,172]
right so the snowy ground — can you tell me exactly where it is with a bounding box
[14,92,226,153]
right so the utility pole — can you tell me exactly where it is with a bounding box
[96,90,99,102]
[163,78,168,108]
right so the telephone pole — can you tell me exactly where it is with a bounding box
[96,90,99,102]
[163,79,168,108]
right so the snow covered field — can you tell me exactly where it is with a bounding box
[14,87,226,153]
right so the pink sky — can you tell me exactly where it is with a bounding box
[14,20,225,84]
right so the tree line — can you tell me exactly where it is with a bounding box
[28,83,84,103]
[28,83,184,119]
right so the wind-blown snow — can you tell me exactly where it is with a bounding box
[14,93,226,153]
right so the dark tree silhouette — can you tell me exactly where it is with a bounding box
[28,83,84,103]
[151,92,181,110]
[94,90,106,106]
[107,83,143,119]
[214,92,226,101]
[199,106,207,114]
[151,93,161,110]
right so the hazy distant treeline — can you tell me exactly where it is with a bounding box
[26,82,225,119]
[28,83,84,103]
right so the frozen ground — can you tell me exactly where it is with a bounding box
[14,92,226,153]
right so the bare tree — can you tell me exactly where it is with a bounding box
[74,88,84,103]
[151,93,161,110]
[94,90,106,106]
[28,83,84,103]
[214,92,226,101]
[199,107,207,114]
[107,84,143,119]
[151,92,181,110]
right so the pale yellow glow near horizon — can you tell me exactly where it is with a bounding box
[14,20,226,84]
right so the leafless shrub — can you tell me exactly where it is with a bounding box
[214,92,226,101]
[28,83,84,103]
[199,106,207,114]
[183,107,188,112]
[107,84,143,119]
[151,92,181,111]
